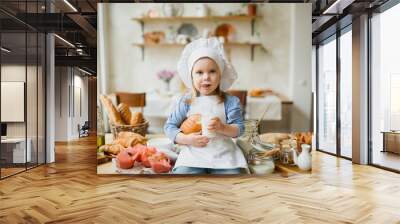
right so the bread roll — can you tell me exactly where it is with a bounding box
[113,131,147,148]
[117,103,132,125]
[102,144,124,155]
[108,144,124,155]
[130,111,144,126]
[181,114,202,134]
[100,95,124,125]
[249,88,264,97]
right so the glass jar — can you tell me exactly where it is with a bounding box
[280,144,295,165]
[249,156,275,174]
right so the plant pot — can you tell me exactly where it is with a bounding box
[248,4,257,16]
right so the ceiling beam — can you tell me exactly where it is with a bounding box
[55,55,96,68]
[67,13,97,41]
[322,0,356,14]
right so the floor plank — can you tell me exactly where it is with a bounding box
[0,136,399,223]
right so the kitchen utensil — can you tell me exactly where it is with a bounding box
[177,23,198,38]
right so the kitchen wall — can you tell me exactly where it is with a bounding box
[54,67,89,141]
[99,3,312,131]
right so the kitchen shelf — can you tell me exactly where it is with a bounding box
[132,15,264,61]
[132,15,261,22]
[133,42,263,60]
[132,15,262,36]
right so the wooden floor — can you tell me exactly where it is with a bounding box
[1,136,400,223]
[1,167,25,178]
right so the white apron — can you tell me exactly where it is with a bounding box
[174,96,248,169]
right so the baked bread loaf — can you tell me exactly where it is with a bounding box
[130,111,144,126]
[180,114,202,134]
[117,103,132,125]
[249,88,264,97]
[100,144,125,155]
[113,131,147,148]
[100,95,124,125]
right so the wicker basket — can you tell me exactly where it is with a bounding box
[110,120,149,139]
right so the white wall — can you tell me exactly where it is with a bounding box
[1,65,34,137]
[55,67,68,141]
[1,64,46,163]
[54,67,89,141]
[289,4,312,131]
[99,3,312,131]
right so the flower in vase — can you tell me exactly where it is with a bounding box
[157,70,177,92]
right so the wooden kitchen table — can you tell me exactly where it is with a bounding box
[98,134,310,176]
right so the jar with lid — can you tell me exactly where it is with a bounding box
[280,144,295,165]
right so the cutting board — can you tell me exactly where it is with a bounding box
[274,161,311,177]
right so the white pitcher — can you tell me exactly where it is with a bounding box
[292,144,311,171]
[196,4,209,17]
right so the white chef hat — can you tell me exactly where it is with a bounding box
[177,37,237,91]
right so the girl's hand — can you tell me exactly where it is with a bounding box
[208,117,225,132]
[187,132,209,147]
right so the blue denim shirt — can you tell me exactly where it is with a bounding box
[164,94,245,143]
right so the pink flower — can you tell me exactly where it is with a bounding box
[157,70,176,83]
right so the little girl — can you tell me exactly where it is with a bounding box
[164,37,248,174]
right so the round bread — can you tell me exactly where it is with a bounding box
[181,114,202,134]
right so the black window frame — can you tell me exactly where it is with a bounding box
[315,20,353,161]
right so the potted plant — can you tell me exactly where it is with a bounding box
[248,3,257,16]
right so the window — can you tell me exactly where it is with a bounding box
[370,2,400,171]
[339,28,352,158]
[317,36,337,154]
[0,2,47,179]
[390,74,400,130]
